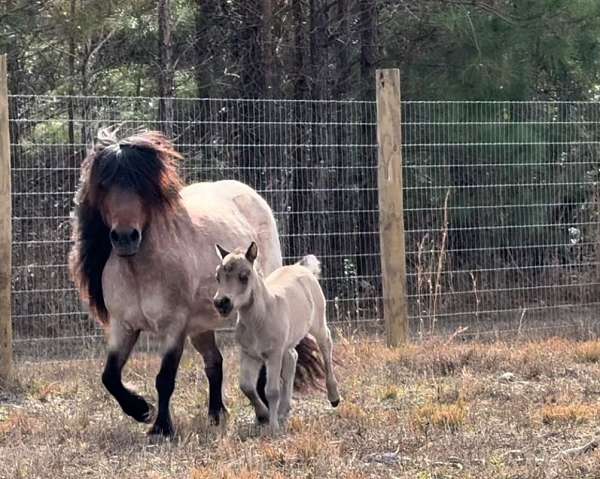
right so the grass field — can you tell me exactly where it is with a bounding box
[2,336,600,478]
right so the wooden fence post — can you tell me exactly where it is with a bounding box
[0,54,13,380]
[376,69,408,347]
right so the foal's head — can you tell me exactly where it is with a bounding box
[213,242,259,317]
[69,129,183,322]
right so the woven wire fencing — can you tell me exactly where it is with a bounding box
[7,97,600,359]
[8,95,382,359]
[403,101,600,339]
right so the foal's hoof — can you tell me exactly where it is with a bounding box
[330,399,340,408]
[256,414,269,426]
[147,421,175,438]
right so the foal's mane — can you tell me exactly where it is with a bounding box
[68,129,184,323]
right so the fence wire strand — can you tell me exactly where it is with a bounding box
[7,96,600,359]
[8,95,382,359]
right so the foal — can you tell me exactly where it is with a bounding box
[213,242,340,433]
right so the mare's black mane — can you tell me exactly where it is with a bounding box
[68,130,183,323]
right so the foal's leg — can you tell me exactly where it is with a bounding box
[311,323,341,407]
[190,331,228,425]
[148,334,185,437]
[264,351,284,434]
[102,323,154,423]
[278,348,297,422]
[239,352,269,424]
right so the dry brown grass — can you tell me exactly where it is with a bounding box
[2,337,600,478]
[539,403,600,425]
[412,400,468,433]
[574,341,600,363]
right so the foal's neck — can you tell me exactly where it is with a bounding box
[239,271,274,325]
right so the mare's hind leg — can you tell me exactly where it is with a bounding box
[102,323,154,423]
[311,324,340,407]
[148,334,185,437]
[278,348,297,422]
[256,365,268,409]
[190,331,228,425]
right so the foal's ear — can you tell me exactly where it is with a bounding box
[245,241,258,263]
[215,244,230,260]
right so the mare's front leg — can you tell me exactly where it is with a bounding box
[239,352,269,425]
[148,334,185,437]
[102,323,154,423]
[191,331,228,425]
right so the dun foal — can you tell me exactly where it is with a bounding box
[213,242,340,433]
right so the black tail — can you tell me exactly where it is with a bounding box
[294,335,327,391]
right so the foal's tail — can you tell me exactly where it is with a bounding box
[297,254,321,279]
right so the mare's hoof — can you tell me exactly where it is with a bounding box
[209,407,229,426]
[142,404,156,423]
[130,402,155,424]
[147,421,175,438]
[330,399,340,408]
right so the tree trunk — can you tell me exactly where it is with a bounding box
[333,0,349,98]
[262,0,273,97]
[158,0,175,136]
[67,0,76,147]
[194,0,216,98]
[292,0,307,101]
[359,0,377,100]
[287,0,308,260]
[239,1,266,98]
[309,0,326,99]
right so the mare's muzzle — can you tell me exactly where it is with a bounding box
[110,228,142,257]
[213,297,233,317]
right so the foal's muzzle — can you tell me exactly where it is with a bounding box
[110,228,142,257]
[213,297,233,317]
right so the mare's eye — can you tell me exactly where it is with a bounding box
[239,274,249,284]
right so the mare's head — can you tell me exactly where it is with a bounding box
[68,129,183,322]
[213,242,259,317]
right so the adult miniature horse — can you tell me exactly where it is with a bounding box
[68,130,324,437]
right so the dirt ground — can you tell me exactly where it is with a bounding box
[2,335,600,479]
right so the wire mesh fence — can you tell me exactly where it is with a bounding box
[8,95,382,359]
[7,96,600,360]
[403,101,600,339]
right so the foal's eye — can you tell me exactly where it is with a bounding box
[239,274,248,284]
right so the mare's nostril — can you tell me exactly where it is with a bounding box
[129,229,140,243]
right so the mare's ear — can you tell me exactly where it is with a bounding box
[245,241,258,263]
[215,244,230,260]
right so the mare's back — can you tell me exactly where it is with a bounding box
[182,180,282,274]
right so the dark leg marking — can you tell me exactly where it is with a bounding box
[101,330,154,423]
[148,339,185,437]
[257,364,269,409]
[191,331,228,425]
